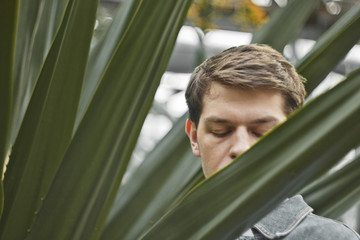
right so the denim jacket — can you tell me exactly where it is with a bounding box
[236,195,360,240]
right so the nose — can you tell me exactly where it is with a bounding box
[230,127,251,159]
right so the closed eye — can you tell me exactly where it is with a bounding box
[249,128,265,138]
[212,131,231,137]
[251,131,263,138]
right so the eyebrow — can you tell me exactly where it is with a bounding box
[204,116,280,125]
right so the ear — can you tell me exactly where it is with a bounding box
[185,119,201,157]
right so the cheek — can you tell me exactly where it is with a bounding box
[200,141,232,177]
[199,137,229,163]
[198,134,222,154]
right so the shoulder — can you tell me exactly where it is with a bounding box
[253,195,360,240]
[287,213,360,240]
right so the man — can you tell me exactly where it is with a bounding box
[185,44,360,239]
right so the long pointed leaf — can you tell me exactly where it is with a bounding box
[142,68,360,239]
[0,0,98,238]
[0,0,19,218]
[11,0,67,143]
[251,0,320,51]
[11,0,42,143]
[0,0,18,175]
[296,3,360,93]
[76,0,143,128]
[101,114,201,240]
[27,0,193,239]
[302,153,360,219]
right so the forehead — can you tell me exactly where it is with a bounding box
[201,82,286,121]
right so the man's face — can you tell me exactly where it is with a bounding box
[186,82,287,178]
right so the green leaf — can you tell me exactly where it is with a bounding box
[296,3,360,93]
[11,0,67,143]
[0,0,19,176]
[0,0,19,218]
[0,183,3,218]
[76,0,144,128]
[11,0,41,144]
[26,0,193,239]
[302,152,360,219]
[0,0,98,238]
[141,68,360,240]
[101,114,201,240]
[251,0,320,52]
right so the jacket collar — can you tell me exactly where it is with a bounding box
[253,195,313,239]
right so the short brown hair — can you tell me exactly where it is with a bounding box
[185,44,306,125]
